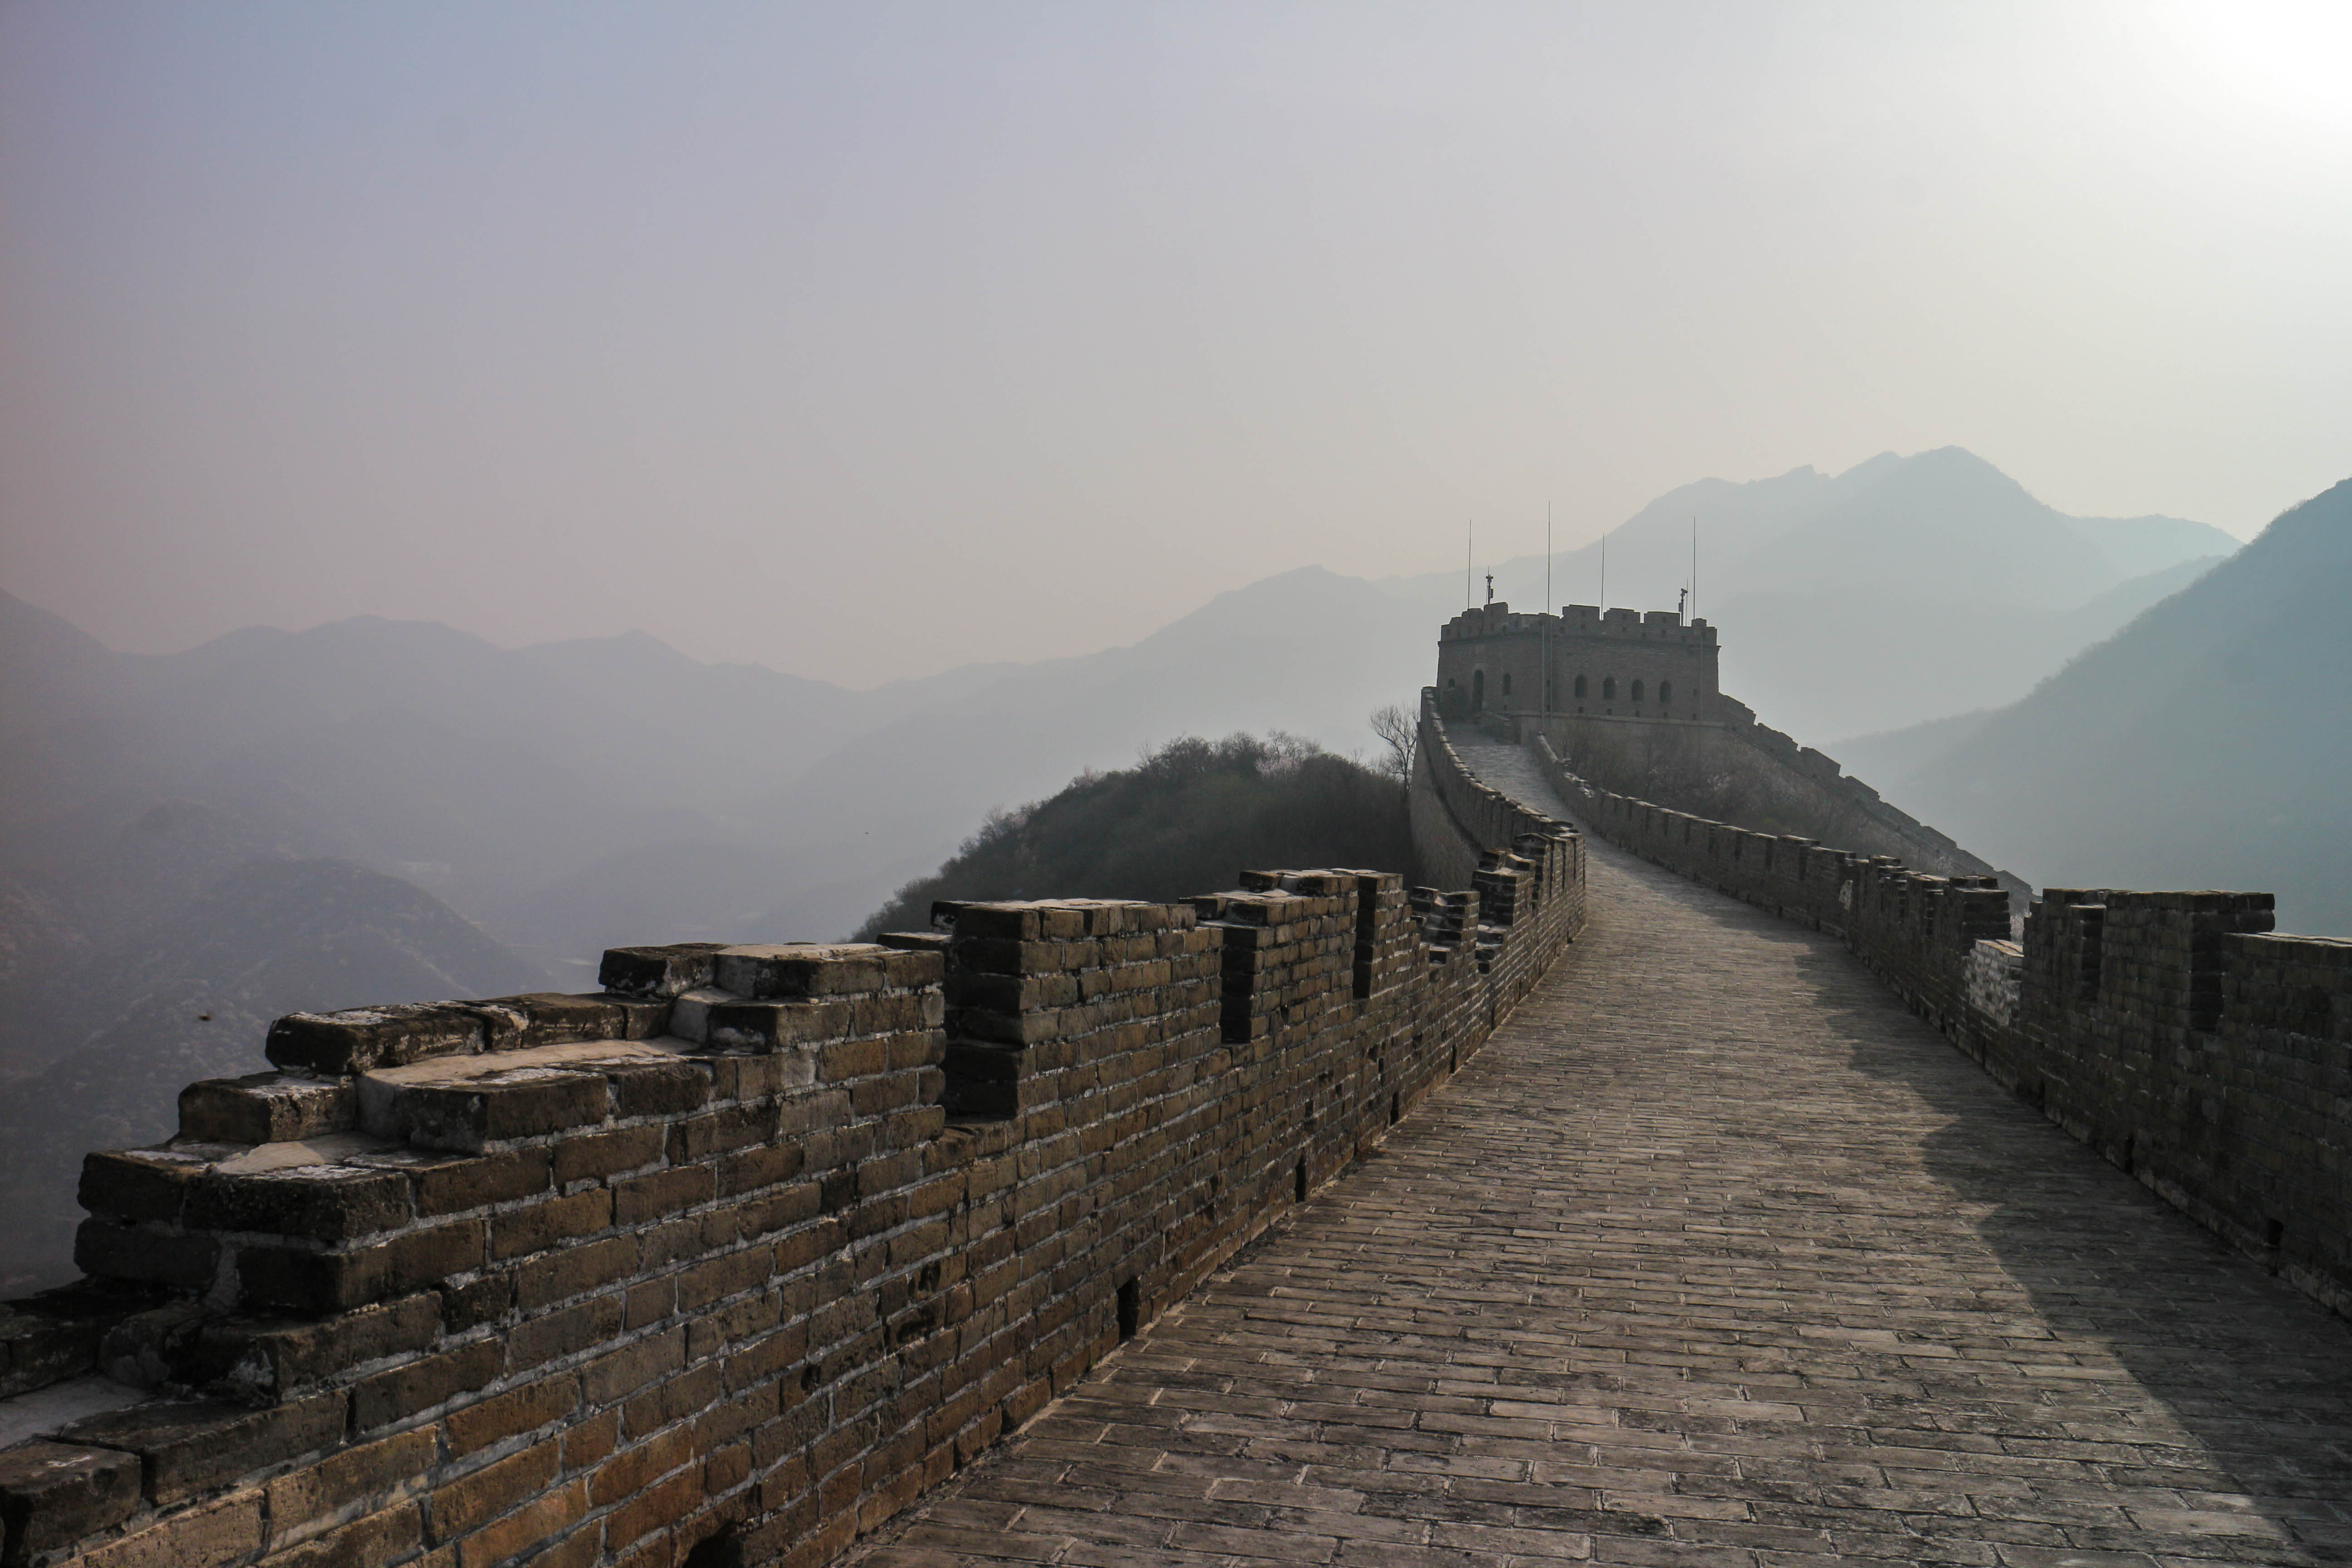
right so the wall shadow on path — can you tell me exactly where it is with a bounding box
[1575,832,2352,1557]
[1785,930,2352,1552]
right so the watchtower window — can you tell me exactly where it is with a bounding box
[1500,672,1512,696]
[1660,680,1673,705]
[1573,674,1587,698]
[1631,679,1645,702]
[1602,677,1616,701]
[1471,669,1485,710]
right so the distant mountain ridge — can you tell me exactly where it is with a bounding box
[1847,476,2352,936]
[1,445,2243,961]
[0,443,2289,1290]
[1391,447,2238,740]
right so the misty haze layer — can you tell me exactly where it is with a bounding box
[1844,477,2352,937]
[4,3,2348,683]
[7,445,2347,1294]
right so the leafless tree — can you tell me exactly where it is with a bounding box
[1369,704,1416,793]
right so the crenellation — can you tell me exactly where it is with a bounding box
[28,593,2342,1567]
[1441,605,2019,888]
[0,789,1590,1568]
[1534,720,2352,1325]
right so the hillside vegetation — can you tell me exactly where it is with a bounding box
[856,735,1412,938]
[3,447,2226,968]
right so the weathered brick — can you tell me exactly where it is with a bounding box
[440,1273,514,1335]
[61,1392,345,1505]
[612,1166,715,1225]
[601,1467,702,1553]
[598,944,723,1000]
[712,946,890,1000]
[193,1294,442,1406]
[606,1060,710,1120]
[714,1143,804,1199]
[489,1189,614,1262]
[560,1411,619,1476]
[0,1442,141,1559]
[578,1328,685,1408]
[74,1488,264,1568]
[237,1220,485,1315]
[177,1073,356,1147]
[444,1372,581,1457]
[704,1055,809,1102]
[265,1003,485,1075]
[619,1362,722,1442]
[264,1427,435,1544]
[388,1070,609,1153]
[511,1235,637,1312]
[451,1478,588,1568]
[674,1248,773,1314]
[349,1337,498,1428]
[409,1150,552,1217]
[186,1166,412,1244]
[259,1500,421,1568]
[72,1221,218,1293]
[666,1103,775,1164]
[586,1426,694,1508]
[549,1125,665,1186]
[426,1442,556,1543]
[505,1296,625,1374]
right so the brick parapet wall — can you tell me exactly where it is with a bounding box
[1534,735,2352,1321]
[0,777,1583,1567]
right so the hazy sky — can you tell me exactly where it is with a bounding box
[4,2,2347,685]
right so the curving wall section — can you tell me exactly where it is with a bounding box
[1536,735,2352,1322]
[0,753,1583,1568]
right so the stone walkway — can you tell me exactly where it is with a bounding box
[852,745,2352,1566]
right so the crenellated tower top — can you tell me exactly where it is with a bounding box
[1435,601,1723,721]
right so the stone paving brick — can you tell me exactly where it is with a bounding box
[853,776,2352,1568]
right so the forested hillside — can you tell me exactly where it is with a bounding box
[857,734,1413,938]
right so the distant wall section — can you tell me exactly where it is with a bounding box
[1538,737,2352,1324]
[1431,601,2019,893]
[1529,709,2023,892]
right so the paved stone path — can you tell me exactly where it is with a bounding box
[853,745,2352,1566]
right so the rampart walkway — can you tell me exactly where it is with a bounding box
[856,744,2352,1567]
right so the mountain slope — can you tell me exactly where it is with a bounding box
[0,593,902,969]
[1720,552,2227,743]
[1879,477,2352,935]
[1382,449,2238,741]
[0,857,546,1294]
[714,566,1441,946]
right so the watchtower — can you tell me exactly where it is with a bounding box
[1435,603,1724,723]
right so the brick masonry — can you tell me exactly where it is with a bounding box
[1433,601,2019,887]
[0,719,1581,1568]
[1529,720,2352,1324]
[851,794,2352,1567]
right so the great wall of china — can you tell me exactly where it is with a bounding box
[1,604,2347,1567]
